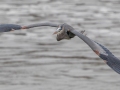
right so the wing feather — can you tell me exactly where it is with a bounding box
[71,30,120,74]
[0,24,21,32]
[94,42,120,74]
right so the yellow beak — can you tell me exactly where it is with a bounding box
[53,31,59,35]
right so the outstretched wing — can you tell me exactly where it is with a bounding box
[0,24,22,32]
[71,30,120,74]
[96,42,120,74]
[0,23,59,32]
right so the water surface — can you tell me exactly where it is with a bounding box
[0,0,120,90]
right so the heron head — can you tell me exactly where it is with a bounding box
[53,23,75,41]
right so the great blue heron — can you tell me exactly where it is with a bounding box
[54,23,120,74]
[0,23,120,74]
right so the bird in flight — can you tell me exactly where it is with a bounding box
[0,23,120,74]
[54,23,120,74]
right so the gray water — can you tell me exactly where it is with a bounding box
[0,0,120,90]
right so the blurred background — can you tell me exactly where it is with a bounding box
[0,0,120,90]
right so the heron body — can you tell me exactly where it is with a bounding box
[54,24,75,41]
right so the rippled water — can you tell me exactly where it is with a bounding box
[0,0,120,90]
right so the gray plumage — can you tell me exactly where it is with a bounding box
[0,24,22,32]
[0,23,59,32]
[56,24,75,41]
[0,22,120,74]
[98,43,120,74]
[23,22,59,29]
[56,23,120,74]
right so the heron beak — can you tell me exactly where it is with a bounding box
[53,31,59,34]
[53,26,62,35]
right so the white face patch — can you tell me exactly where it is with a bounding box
[56,26,62,32]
